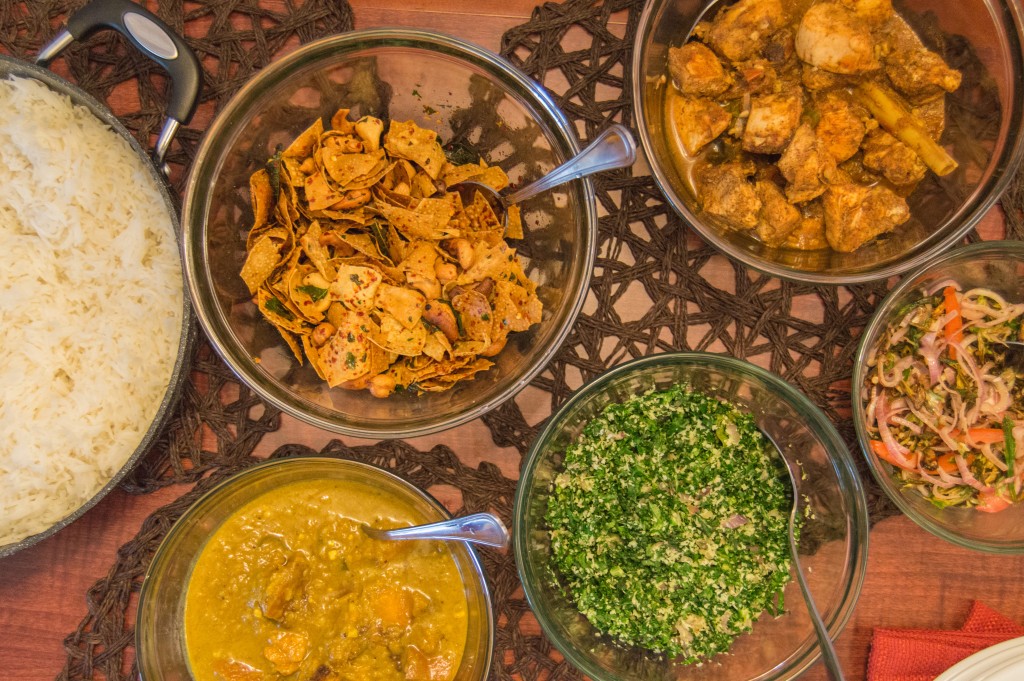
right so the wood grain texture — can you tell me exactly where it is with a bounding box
[0,486,187,680]
[348,0,539,52]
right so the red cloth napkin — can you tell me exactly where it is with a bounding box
[867,602,1024,681]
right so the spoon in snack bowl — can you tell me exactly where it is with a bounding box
[361,512,509,549]
[758,427,846,681]
[450,123,636,228]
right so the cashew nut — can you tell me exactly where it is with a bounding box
[331,108,354,134]
[480,336,508,357]
[474,277,495,298]
[338,375,369,391]
[339,136,364,154]
[423,300,460,342]
[329,188,372,211]
[442,238,474,270]
[355,116,384,152]
[299,273,332,313]
[311,322,336,347]
[435,262,457,285]
[318,231,356,256]
[368,373,397,399]
[409,274,441,301]
[303,272,330,288]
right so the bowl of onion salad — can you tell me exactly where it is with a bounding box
[854,241,1024,553]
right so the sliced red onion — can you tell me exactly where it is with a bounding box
[949,337,986,407]
[866,389,878,427]
[878,355,915,388]
[960,302,1021,327]
[722,514,749,529]
[963,287,1010,309]
[919,331,943,385]
[979,376,1011,416]
[977,443,1008,472]
[918,469,957,489]
[887,326,909,346]
[937,466,965,486]
[926,279,961,296]
[876,392,917,469]
[954,453,994,493]
[891,415,922,434]
[1013,426,1024,466]
[937,309,959,329]
[936,426,961,453]
[888,305,929,345]
[906,398,939,432]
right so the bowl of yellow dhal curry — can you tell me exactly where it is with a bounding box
[136,457,494,681]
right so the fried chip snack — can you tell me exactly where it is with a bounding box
[242,111,542,398]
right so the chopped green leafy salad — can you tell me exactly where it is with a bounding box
[546,385,794,661]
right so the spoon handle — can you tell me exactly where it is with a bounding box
[769,426,846,681]
[504,123,637,205]
[371,513,509,548]
[791,531,846,680]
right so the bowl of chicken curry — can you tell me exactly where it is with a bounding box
[633,0,1024,283]
[136,457,494,681]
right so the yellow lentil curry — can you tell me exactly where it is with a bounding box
[183,478,469,681]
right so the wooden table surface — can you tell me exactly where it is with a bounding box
[1,1,1022,680]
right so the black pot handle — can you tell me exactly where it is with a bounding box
[36,0,202,173]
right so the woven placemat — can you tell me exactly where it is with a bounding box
[1,0,1018,679]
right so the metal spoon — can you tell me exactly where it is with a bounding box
[1002,340,1024,371]
[360,512,509,549]
[759,427,846,681]
[451,123,637,226]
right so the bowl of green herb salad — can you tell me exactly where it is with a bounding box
[854,241,1024,553]
[513,353,869,680]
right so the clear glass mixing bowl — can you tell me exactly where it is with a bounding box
[181,29,597,437]
[514,353,870,680]
[633,0,1024,284]
[853,241,1024,553]
[136,457,494,680]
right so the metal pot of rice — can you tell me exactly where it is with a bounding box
[0,0,202,557]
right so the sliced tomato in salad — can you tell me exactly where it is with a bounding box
[870,440,916,471]
[960,428,1005,445]
[943,286,963,348]
[935,452,959,474]
[976,490,1012,513]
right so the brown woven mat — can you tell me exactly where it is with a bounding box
[1,0,1019,679]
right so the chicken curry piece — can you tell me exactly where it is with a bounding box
[665,0,961,253]
[184,479,469,681]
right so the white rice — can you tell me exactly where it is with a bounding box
[0,76,183,547]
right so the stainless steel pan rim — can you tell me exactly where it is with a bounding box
[0,0,202,558]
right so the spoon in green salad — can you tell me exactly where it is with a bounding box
[759,427,846,681]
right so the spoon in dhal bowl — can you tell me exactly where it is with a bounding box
[361,512,509,549]
[759,427,846,681]
[450,123,637,228]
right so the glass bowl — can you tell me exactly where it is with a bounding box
[514,353,869,680]
[632,0,1024,284]
[853,241,1024,553]
[136,457,494,681]
[181,29,597,437]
